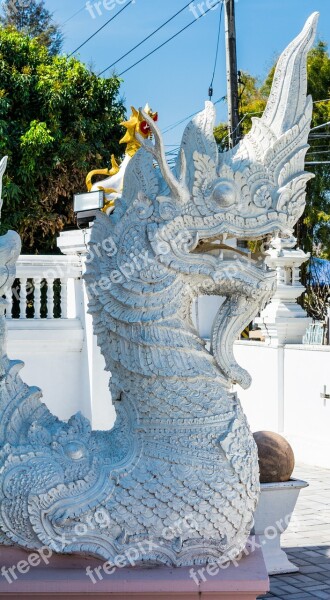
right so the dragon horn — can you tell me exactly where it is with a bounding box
[137,108,190,205]
[261,12,319,137]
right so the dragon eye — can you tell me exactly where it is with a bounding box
[140,121,150,136]
[212,181,236,207]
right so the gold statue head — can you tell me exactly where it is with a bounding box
[86,103,158,209]
[120,104,158,157]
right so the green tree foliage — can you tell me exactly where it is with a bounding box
[0,27,125,252]
[214,42,330,258]
[0,0,63,55]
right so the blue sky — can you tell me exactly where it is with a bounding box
[46,0,330,148]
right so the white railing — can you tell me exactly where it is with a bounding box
[5,255,83,320]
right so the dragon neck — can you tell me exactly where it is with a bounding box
[99,273,231,423]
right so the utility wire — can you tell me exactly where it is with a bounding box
[68,1,135,58]
[62,5,87,26]
[310,121,330,132]
[221,111,263,145]
[98,0,197,76]
[118,0,223,77]
[208,1,224,100]
[163,96,226,134]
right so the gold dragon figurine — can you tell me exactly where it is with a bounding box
[86,104,158,214]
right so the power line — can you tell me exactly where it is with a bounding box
[62,5,87,26]
[98,1,196,77]
[208,1,224,100]
[163,96,226,134]
[310,121,330,132]
[67,1,135,58]
[220,111,263,145]
[118,0,223,77]
[307,150,330,155]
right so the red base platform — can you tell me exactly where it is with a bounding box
[0,538,269,599]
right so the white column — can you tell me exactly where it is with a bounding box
[60,278,68,319]
[19,277,27,319]
[5,288,13,319]
[256,236,311,345]
[46,278,54,319]
[33,277,42,319]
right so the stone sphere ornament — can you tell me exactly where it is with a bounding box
[254,431,295,483]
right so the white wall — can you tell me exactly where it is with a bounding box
[284,345,330,468]
[193,295,225,339]
[234,340,330,469]
[6,275,115,431]
[234,342,283,432]
[7,320,85,422]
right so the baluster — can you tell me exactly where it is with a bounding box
[284,267,292,285]
[4,287,13,318]
[292,267,300,285]
[33,277,42,319]
[60,278,68,319]
[46,278,54,319]
[19,277,27,319]
[276,266,283,284]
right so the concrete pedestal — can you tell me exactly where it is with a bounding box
[0,539,269,599]
[253,479,309,575]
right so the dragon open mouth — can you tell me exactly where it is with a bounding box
[193,235,271,265]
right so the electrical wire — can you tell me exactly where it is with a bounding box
[62,5,87,26]
[220,111,263,145]
[118,0,223,77]
[307,150,330,155]
[208,1,224,100]
[310,121,330,132]
[163,96,226,134]
[98,0,197,76]
[67,0,135,58]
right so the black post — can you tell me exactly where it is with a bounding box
[224,0,241,147]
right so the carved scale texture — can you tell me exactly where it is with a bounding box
[0,13,317,566]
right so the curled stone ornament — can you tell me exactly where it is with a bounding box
[0,14,319,566]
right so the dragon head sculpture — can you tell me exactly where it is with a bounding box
[126,13,318,265]
[89,13,319,390]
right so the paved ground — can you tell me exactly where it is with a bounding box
[258,464,330,600]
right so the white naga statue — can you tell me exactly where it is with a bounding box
[0,14,318,566]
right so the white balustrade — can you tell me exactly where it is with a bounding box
[5,255,83,320]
